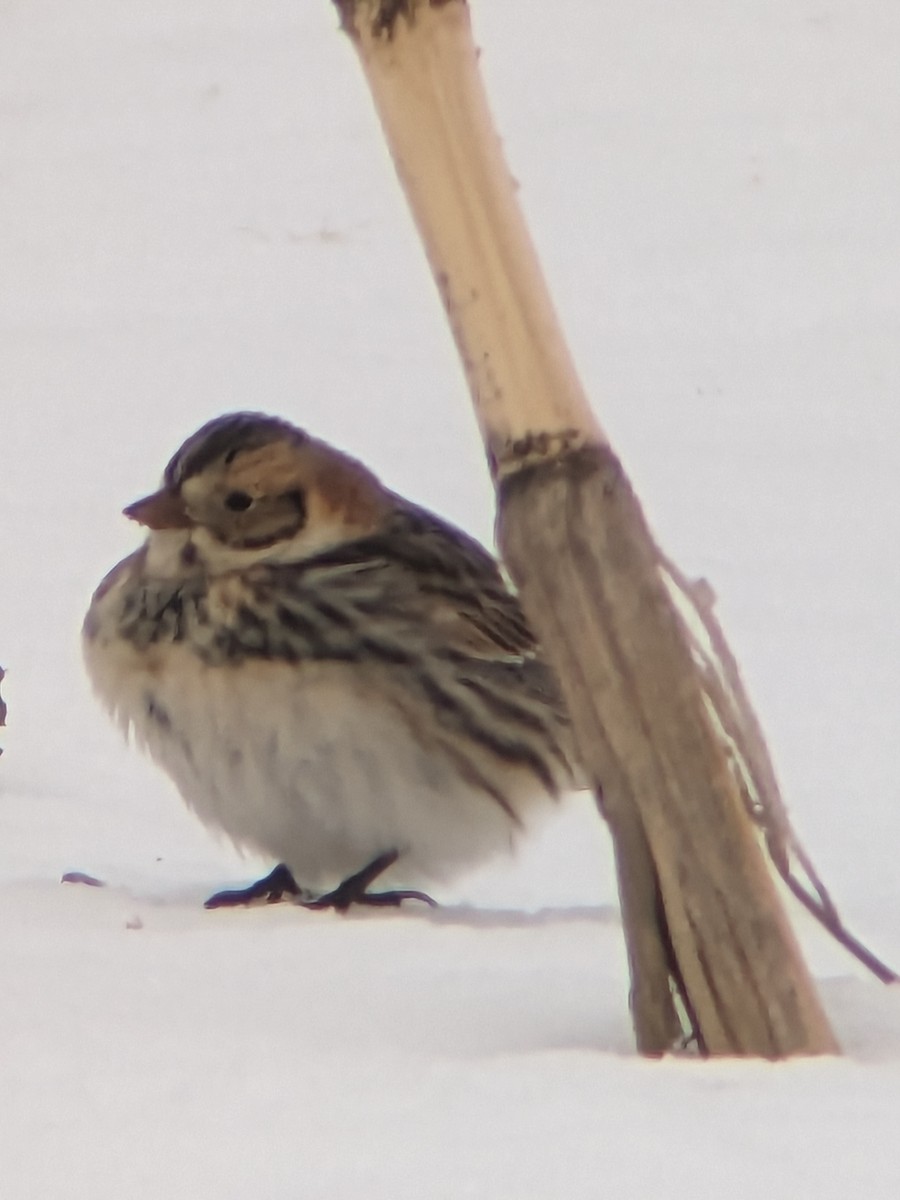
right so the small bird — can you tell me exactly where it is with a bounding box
[83,412,578,910]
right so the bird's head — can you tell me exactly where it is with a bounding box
[125,412,391,574]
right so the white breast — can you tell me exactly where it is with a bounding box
[83,623,553,892]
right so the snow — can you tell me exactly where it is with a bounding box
[2,1,900,1195]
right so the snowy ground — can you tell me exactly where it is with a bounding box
[3,1,900,1196]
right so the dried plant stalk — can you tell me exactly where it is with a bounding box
[335,0,840,1056]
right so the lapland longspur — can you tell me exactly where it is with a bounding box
[83,413,579,909]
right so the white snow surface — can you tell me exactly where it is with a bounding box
[3,1,900,1196]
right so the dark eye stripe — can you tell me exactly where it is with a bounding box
[224,490,253,512]
[282,489,307,524]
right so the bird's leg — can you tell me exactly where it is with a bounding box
[204,862,304,909]
[301,849,438,912]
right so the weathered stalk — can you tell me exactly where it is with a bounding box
[335,0,838,1057]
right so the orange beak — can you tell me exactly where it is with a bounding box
[123,488,193,530]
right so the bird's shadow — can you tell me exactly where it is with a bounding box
[415,901,620,929]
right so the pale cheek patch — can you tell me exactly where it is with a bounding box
[145,531,194,578]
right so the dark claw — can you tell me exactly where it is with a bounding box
[204,863,304,909]
[300,850,438,913]
[204,853,438,913]
[303,887,438,912]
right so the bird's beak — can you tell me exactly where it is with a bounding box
[123,488,193,530]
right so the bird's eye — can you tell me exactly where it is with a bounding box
[224,490,253,512]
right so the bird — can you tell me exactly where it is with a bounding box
[83,412,580,911]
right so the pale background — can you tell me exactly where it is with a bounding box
[2,2,899,1196]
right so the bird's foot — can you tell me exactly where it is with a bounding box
[204,863,305,909]
[301,850,438,913]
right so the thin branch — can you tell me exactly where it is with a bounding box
[660,554,898,985]
[781,871,898,985]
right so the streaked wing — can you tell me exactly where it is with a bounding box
[236,502,578,792]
